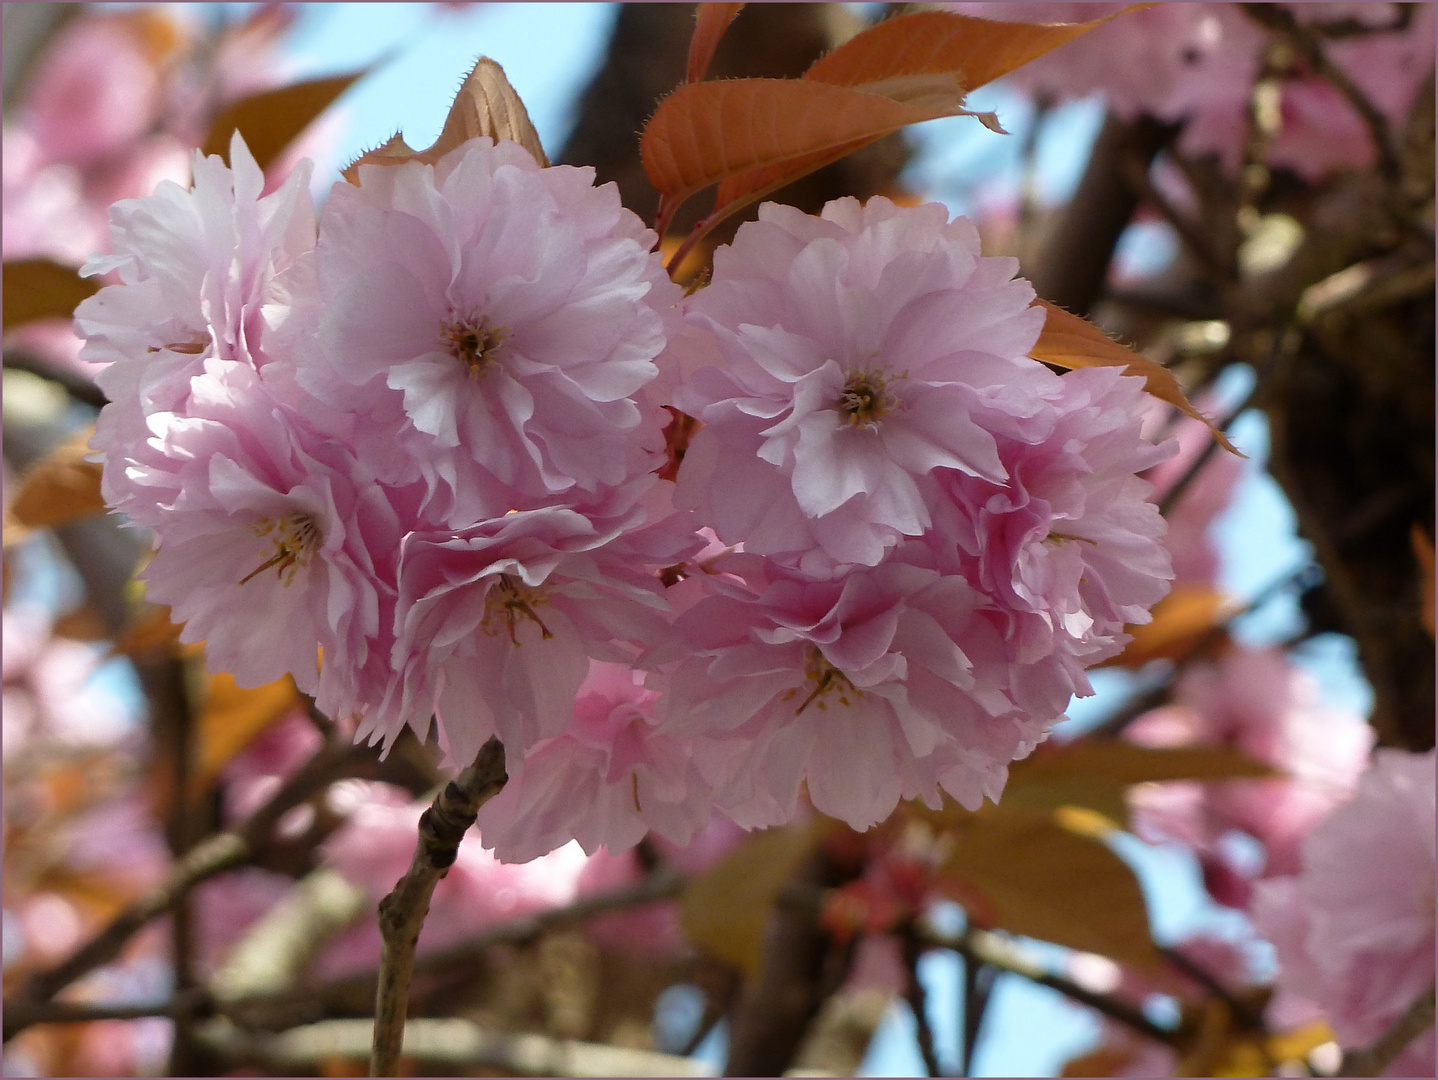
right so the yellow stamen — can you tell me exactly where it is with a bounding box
[481,573,553,645]
[441,314,506,378]
[239,514,321,586]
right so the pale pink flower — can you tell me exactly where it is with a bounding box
[301,137,682,525]
[1128,647,1374,891]
[317,788,592,977]
[1253,749,1436,1072]
[357,479,699,767]
[658,550,1040,830]
[125,360,403,701]
[476,662,713,863]
[673,196,1047,573]
[74,131,316,511]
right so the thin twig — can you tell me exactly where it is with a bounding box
[959,957,995,1077]
[369,737,507,1077]
[1157,390,1255,518]
[918,925,1178,1048]
[1160,946,1266,1033]
[1338,984,1436,1078]
[901,923,944,1076]
[3,735,366,1038]
[199,1015,717,1077]
[1239,4,1403,184]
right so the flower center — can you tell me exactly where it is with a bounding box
[837,369,898,429]
[441,314,506,378]
[481,573,554,646]
[781,646,861,715]
[239,513,321,587]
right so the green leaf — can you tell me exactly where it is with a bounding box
[679,820,819,975]
[2,259,99,330]
[201,70,368,171]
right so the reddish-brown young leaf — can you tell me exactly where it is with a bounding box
[801,9,1116,91]
[687,3,746,84]
[9,429,106,530]
[1029,299,1242,454]
[189,671,302,800]
[647,7,1124,259]
[342,58,547,184]
[201,70,369,171]
[2,259,99,330]
[643,78,958,208]
[679,820,822,975]
[1098,585,1237,669]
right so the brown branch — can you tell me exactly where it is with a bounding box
[900,922,943,1076]
[1338,984,1436,1078]
[3,350,108,410]
[1239,4,1402,184]
[198,1016,715,1077]
[369,736,507,1077]
[3,735,368,1038]
[1023,112,1180,318]
[918,925,1178,1048]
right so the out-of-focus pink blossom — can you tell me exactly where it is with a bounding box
[571,848,688,956]
[301,137,681,523]
[1142,402,1243,588]
[954,3,1434,182]
[316,786,592,977]
[1253,749,1436,1073]
[1127,646,1374,893]
[218,709,324,823]
[476,662,713,863]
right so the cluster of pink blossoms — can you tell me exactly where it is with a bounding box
[76,133,1174,859]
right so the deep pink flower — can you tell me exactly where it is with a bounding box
[1253,749,1436,1070]
[673,196,1047,572]
[476,661,713,863]
[301,137,682,524]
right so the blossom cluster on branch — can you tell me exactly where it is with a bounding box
[75,131,1175,860]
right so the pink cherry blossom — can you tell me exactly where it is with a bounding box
[1253,749,1436,1072]
[124,359,403,701]
[74,131,316,512]
[356,479,700,767]
[1127,646,1374,894]
[475,661,713,863]
[673,196,1048,573]
[301,136,682,525]
[659,549,1045,830]
[316,785,593,977]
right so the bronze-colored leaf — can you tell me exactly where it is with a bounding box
[425,57,548,167]
[190,671,303,799]
[802,9,1112,92]
[1003,740,1278,828]
[1030,299,1241,455]
[643,78,960,207]
[933,801,1162,972]
[1412,524,1434,638]
[2,259,99,330]
[687,3,745,84]
[679,820,819,975]
[201,70,368,171]
[52,607,109,642]
[9,428,106,529]
[341,59,546,184]
[113,603,188,658]
[1099,585,1237,669]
